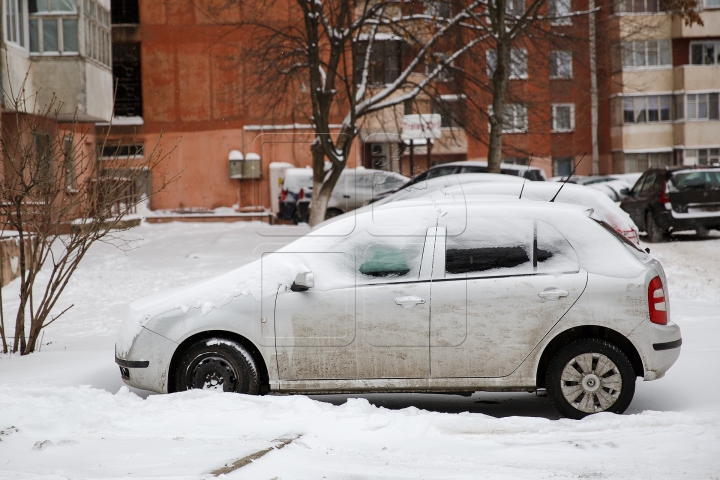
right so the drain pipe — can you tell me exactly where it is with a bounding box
[589,0,600,175]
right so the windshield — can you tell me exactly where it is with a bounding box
[670,170,720,190]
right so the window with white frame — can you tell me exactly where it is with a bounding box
[489,104,528,133]
[549,50,572,79]
[613,0,669,13]
[29,0,78,54]
[682,93,720,121]
[84,0,110,66]
[486,49,527,79]
[549,0,572,25]
[552,104,574,132]
[691,41,720,65]
[506,0,525,16]
[684,148,720,166]
[426,52,453,82]
[623,152,672,173]
[552,157,573,177]
[621,40,671,69]
[4,0,26,47]
[620,95,672,124]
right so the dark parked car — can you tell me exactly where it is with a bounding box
[620,167,720,242]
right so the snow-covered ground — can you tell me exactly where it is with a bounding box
[1,222,719,479]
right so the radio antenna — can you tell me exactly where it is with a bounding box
[519,154,533,199]
[550,153,586,202]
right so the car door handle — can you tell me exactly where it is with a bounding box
[343,194,351,198]
[394,295,426,308]
[538,288,569,301]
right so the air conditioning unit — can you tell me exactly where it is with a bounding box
[369,143,390,170]
[228,151,262,179]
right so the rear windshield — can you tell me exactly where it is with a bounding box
[670,170,720,190]
[592,219,643,252]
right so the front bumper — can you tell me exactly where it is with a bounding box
[629,320,682,381]
[115,327,178,393]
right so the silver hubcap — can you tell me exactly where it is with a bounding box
[561,353,622,413]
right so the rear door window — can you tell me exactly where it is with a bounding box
[445,217,578,277]
[639,173,657,194]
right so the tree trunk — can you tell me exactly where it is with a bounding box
[487,38,511,174]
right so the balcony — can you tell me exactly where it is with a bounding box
[674,120,720,146]
[611,123,674,151]
[673,65,720,92]
[673,8,720,38]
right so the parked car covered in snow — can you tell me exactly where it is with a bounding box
[361,174,640,244]
[116,198,681,419]
[621,167,720,242]
[278,167,407,223]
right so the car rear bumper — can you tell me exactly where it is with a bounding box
[657,209,720,232]
[628,320,682,381]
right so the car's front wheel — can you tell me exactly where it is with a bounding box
[175,338,260,394]
[546,339,635,419]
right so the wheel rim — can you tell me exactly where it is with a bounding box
[189,356,238,392]
[560,353,622,413]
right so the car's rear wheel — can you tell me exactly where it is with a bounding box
[645,211,666,243]
[546,339,635,419]
[175,338,260,394]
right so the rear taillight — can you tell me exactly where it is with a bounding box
[280,189,287,202]
[659,179,670,204]
[648,276,667,325]
[299,188,305,200]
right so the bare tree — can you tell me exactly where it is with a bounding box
[472,0,703,174]
[242,0,490,225]
[0,85,175,355]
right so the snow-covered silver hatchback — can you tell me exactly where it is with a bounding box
[116,199,681,418]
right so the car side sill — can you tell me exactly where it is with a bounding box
[652,338,682,351]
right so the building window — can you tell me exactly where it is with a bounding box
[29,0,78,54]
[620,40,671,69]
[433,95,466,128]
[113,42,143,117]
[552,157,573,177]
[4,0,26,47]
[706,0,720,8]
[620,95,672,124]
[424,0,451,18]
[111,0,139,24]
[355,40,401,86]
[506,0,525,16]
[84,0,111,66]
[549,50,572,79]
[683,93,720,121]
[487,49,528,79]
[552,104,574,132]
[489,104,528,133]
[623,152,673,173]
[549,0,572,25]
[614,0,669,14]
[683,148,720,166]
[426,53,453,82]
[690,41,720,65]
[100,143,144,159]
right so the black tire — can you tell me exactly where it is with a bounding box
[546,339,636,419]
[645,211,666,243]
[175,338,260,394]
[325,208,343,220]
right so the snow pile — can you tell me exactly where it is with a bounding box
[0,384,719,478]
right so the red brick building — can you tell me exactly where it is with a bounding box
[105,0,720,212]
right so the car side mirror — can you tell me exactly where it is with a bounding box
[291,271,314,292]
